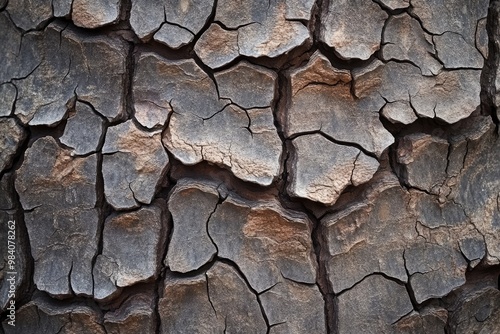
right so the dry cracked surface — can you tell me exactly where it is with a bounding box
[1,0,500,333]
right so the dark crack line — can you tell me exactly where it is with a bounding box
[205,273,218,318]
[214,258,273,331]
[390,308,415,326]
[335,270,408,296]
[205,189,226,256]
[91,151,106,299]
[288,130,379,159]
[214,20,260,32]
[403,249,421,309]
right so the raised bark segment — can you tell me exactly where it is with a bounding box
[16,137,99,297]
[260,280,325,333]
[166,180,219,273]
[1,0,499,332]
[72,0,121,29]
[337,275,413,334]
[195,0,313,68]
[0,83,16,117]
[206,262,268,333]
[93,201,168,301]
[393,308,448,334]
[159,274,223,333]
[322,170,480,302]
[286,52,394,156]
[208,192,317,293]
[320,0,388,60]
[3,295,106,333]
[288,134,379,206]
[104,291,157,334]
[102,120,169,210]
[60,102,106,156]
[285,51,392,205]
[353,61,482,124]
[381,14,442,76]
[135,53,282,186]
[0,15,128,125]
[130,0,214,44]
[5,0,55,30]
[214,61,277,109]
[448,287,500,333]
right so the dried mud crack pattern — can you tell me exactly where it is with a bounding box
[1,0,500,333]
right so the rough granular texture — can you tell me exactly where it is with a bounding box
[1,0,500,333]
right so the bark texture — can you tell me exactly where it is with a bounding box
[1,0,500,333]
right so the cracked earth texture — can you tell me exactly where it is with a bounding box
[1,0,500,333]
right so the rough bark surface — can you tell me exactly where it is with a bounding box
[1,0,500,333]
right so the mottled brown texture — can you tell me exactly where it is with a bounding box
[1,0,499,333]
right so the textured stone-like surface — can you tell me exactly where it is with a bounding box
[16,137,99,297]
[93,202,168,301]
[321,0,387,60]
[405,242,467,304]
[381,101,418,125]
[322,169,478,304]
[166,180,218,273]
[194,23,240,69]
[0,173,15,211]
[286,52,394,157]
[382,14,442,76]
[72,0,121,29]
[434,32,484,69]
[379,0,409,9]
[411,0,488,71]
[392,307,447,333]
[5,0,54,30]
[353,61,481,124]
[0,118,26,172]
[165,0,214,34]
[337,275,413,334]
[206,262,267,333]
[136,53,282,186]
[102,120,169,210]
[104,292,156,334]
[153,23,194,49]
[435,118,500,264]
[130,0,213,42]
[166,105,282,186]
[0,83,16,117]
[411,0,488,40]
[159,274,224,333]
[60,102,105,155]
[215,61,277,109]
[288,134,379,205]
[477,18,488,58]
[396,133,449,193]
[323,175,413,293]
[3,295,105,334]
[0,18,128,124]
[260,280,326,334]
[104,291,156,334]
[129,0,164,40]
[52,0,73,17]
[285,51,391,204]
[2,1,500,333]
[195,0,313,68]
[208,193,316,293]
[448,287,500,334]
